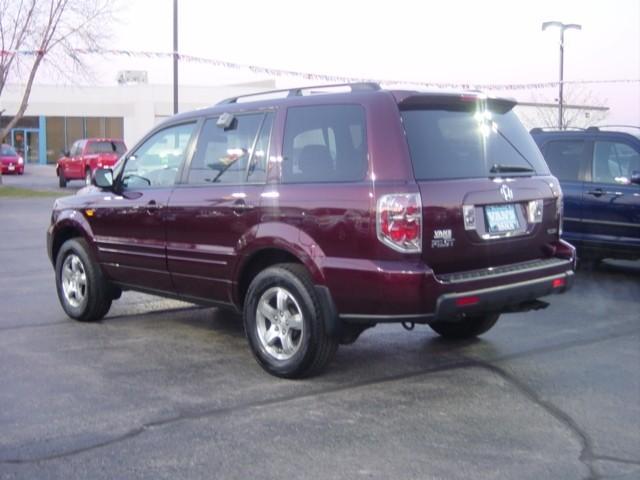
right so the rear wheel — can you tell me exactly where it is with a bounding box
[58,169,67,188]
[55,238,112,322]
[429,313,500,339]
[243,263,338,378]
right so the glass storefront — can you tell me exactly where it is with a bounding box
[2,115,125,164]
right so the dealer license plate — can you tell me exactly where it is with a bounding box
[485,204,519,233]
[8,164,15,171]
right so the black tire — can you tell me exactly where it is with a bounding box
[429,313,500,339]
[55,238,112,322]
[243,263,338,378]
[84,168,92,186]
[58,169,67,188]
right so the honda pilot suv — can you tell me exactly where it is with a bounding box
[47,83,575,378]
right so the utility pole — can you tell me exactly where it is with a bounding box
[542,21,582,130]
[173,0,179,115]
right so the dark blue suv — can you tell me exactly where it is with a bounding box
[531,127,640,261]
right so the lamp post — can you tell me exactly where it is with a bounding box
[173,0,179,115]
[542,21,582,130]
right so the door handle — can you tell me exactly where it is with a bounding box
[145,199,161,214]
[587,189,624,197]
[232,199,255,214]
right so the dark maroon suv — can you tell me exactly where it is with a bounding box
[47,83,576,378]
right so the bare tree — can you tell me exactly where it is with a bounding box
[519,86,609,130]
[0,0,115,142]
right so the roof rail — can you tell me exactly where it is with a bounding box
[216,82,381,105]
[590,125,640,130]
[529,127,585,133]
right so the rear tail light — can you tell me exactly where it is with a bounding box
[556,194,564,235]
[552,278,566,289]
[527,199,543,223]
[455,296,480,307]
[376,193,422,253]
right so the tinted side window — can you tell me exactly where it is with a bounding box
[70,141,81,157]
[87,140,126,155]
[188,114,264,184]
[122,123,195,189]
[593,141,640,184]
[543,140,586,181]
[282,105,367,183]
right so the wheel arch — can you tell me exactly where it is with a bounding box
[49,215,97,266]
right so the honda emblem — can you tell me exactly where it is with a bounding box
[500,184,514,202]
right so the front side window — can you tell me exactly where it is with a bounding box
[282,105,367,183]
[592,141,640,184]
[121,123,195,189]
[544,140,586,181]
[69,141,81,157]
[188,113,268,185]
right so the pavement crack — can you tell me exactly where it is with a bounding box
[592,455,640,467]
[1,327,637,467]
[2,428,146,465]
[471,360,599,480]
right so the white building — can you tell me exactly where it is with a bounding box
[0,79,275,164]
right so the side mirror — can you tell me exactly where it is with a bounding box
[62,150,70,158]
[94,168,114,189]
[631,171,640,185]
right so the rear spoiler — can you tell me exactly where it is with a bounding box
[396,92,517,114]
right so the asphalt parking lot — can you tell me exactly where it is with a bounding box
[1,170,639,480]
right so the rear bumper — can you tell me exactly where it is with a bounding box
[328,240,576,324]
[0,164,23,174]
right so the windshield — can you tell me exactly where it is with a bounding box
[401,106,550,180]
[1,145,17,156]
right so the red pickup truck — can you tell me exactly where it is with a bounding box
[57,138,127,187]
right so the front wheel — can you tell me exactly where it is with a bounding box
[243,264,338,378]
[58,169,67,188]
[55,238,112,322]
[429,313,500,339]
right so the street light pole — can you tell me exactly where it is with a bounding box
[173,0,179,115]
[542,21,582,130]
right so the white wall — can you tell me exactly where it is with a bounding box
[0,80,276,147]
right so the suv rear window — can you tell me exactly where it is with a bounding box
[282,105,367,183]
[401,105,549,180]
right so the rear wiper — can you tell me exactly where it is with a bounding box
[490,164,535,174]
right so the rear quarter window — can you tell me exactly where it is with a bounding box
[282,105,367,183]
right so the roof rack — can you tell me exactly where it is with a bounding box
[587,125,640,131]
[529,127,585,133]
[216,82,381,105]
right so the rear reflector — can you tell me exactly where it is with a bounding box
[552,278,566,289]
[455,296,480,307]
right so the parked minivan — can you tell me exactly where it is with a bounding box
[47,83,575,378]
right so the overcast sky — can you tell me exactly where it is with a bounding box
[81,0,640,124]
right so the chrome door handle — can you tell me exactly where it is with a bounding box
[587,189,604,197]
[232,200,255,213]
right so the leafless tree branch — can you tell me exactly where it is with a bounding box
[0,0,116,142]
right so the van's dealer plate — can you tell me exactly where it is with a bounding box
[485,204,519,233]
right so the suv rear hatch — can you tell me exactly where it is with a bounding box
[397,93,561,275]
